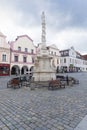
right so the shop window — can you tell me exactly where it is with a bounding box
[0,66,9,75]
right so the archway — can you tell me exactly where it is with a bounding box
[21,66,28,75]
[11,65,20,75]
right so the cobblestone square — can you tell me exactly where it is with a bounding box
[0,72,87,130]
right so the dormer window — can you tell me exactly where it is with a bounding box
[25,48,28,52]
[18,46,21,51]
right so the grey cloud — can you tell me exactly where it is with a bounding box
[51,0,87,28]
[1,0,87,29]
[1,0,87,54]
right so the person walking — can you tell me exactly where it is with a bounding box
[66,75,69,85]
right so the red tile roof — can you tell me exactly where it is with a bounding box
[82,55,87,60]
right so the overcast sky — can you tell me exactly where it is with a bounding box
[0,0,87,54]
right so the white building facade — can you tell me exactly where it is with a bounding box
[37,43,61,72]
[1,32,87,76]
[47,44,61,72]
[60,47,87,72]
[10,35,36,75]
[0,32,10,76]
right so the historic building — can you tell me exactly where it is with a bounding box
[60,46,87,72]
[0,32,87,76]
[9,35,36,75]
[37,43,61,72]
[0,32,10,76]
[47,44,61,72]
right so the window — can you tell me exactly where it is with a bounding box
[25,48,28,52]
[2,54,6,62]
[0,38,1,44]
[64,58,66,63]
[57,59,59,64]
[32,57,34,63]
[14,56,18,62]
[60,59,62,63]
[31,49,34,54]
[0,38,4,44]
[18,46,21,51]
[61,51,63,55]
[0,66,10,75]
[70,58,71,63]
[51,51,53,55]
[23,57,27,63]
[64,51,69,56]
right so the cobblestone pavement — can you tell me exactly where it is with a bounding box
[0,73,87,130]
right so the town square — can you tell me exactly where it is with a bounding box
[0,72,87,130]
[0,0,87,130]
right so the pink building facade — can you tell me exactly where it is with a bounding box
[10,35,36,75]
[0,32,10,76]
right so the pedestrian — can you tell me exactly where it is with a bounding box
[66,75,69,85]
[16,72,18,76]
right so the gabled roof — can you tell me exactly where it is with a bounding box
[50,44,57,48]
[9,34,35,50]
[82,54,87,60]
[15,35,33,42]
[60,46,75,52]
[0,31,6,37]
[60,49,69,52]
[76,51,81,56]
[47,44,59,50]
